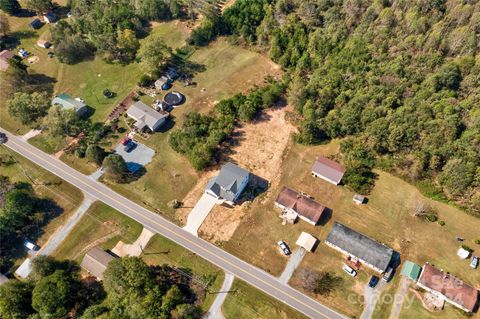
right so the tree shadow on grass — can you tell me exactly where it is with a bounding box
[29,73,57,95]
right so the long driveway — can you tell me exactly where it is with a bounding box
[2,130,347,319]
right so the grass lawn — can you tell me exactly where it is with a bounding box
[52,201,225,312]
[398,290,470,319]
[141,235,225,311]
[222,139,480,318]
[108,38,281,222]
[52,201,143,261]
[222,279,308,319]
[0,146,83,247]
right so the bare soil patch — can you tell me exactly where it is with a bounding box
[196,106,296,242]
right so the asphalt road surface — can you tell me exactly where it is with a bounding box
[2,130,348,319]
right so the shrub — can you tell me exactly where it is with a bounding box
[438,220,445,226]
[475,239,480,245]
[426,213,438,222]
[138,74,152,87]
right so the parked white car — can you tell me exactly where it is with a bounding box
[342,264,357,277]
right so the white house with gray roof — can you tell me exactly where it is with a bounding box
[126,101,168,132]
[205,162,250,205]
[325,222,394,273]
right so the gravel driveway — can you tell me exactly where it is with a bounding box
[279,248,307,284]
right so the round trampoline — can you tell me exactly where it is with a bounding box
[163,91,184,106]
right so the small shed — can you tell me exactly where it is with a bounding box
[353,194,365,205]
[154,76,169,90]
[296,232,318,252]
[43,12,58,24]
[37,39,51,49]
[401,261,421,281]
[15,258,32,278]
[30,18,42,29]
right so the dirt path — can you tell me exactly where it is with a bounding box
[389,277,411,319]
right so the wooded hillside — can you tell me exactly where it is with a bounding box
[210,0,480,214]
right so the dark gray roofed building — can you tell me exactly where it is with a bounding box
[80,247,116,280]
[325,222,394,273]
[205,162,250,205]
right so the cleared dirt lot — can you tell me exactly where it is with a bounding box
[181,106,296,242]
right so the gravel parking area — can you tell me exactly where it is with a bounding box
[114,141,155,172]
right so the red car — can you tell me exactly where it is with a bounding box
[121,137,131,145]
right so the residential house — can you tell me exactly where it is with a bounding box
[296,232,318,252]
[417,263,478,313]
[52,93,88,116]
[311,157,345,185]
[30,18,42,29]
[0,50,14,71]
[43,12,58,23]
[126,101,168,132]
[275,186,326,225]
[80,247,116,280]
[401,261,422,281]
[205,162,250,205]
[325,222,394,273]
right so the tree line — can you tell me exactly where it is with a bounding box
[186,0,480,213]
[0,255,203,319]
[169,78,285,170]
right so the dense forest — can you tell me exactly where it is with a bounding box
[0,256,203,319]
[191,0,480,214]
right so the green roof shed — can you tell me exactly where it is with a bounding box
[401,261,421,281]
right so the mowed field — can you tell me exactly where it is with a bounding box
[109,38,282,222]
[222,279,308,319]
[221,139,480,318]
[52,201,225,311]
[0,147,82,251]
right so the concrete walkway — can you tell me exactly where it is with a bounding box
[89,168,104,181]
[112,227,155,257]
[204,272,235,319]
[183,193,218,236]
[21,129,42,141]
[360,279,387,319]
[278,248,306,284]
[389,277,410,319]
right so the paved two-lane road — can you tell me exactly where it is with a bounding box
[2,130,347,319]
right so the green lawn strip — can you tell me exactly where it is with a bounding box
[106,131,199,222]
[52,201,143,262]
[0,147,83,248]
[371,275,401,319]
[222,279,308,319]
[223,139,480,317]
[398,291,468,319]
[141,234,225,311]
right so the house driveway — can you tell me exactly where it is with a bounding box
[114,141,154,172]
[204,272,235,319]
[183,193,218,236]
[389,277,410,319]
[278,248,307,284]
[360,278,387,319]
[112,227,155,257]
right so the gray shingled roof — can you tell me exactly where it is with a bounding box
[205,162,249,202]
[127,101,168,131]
[326,222,393,272]
[80,247,116,280]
